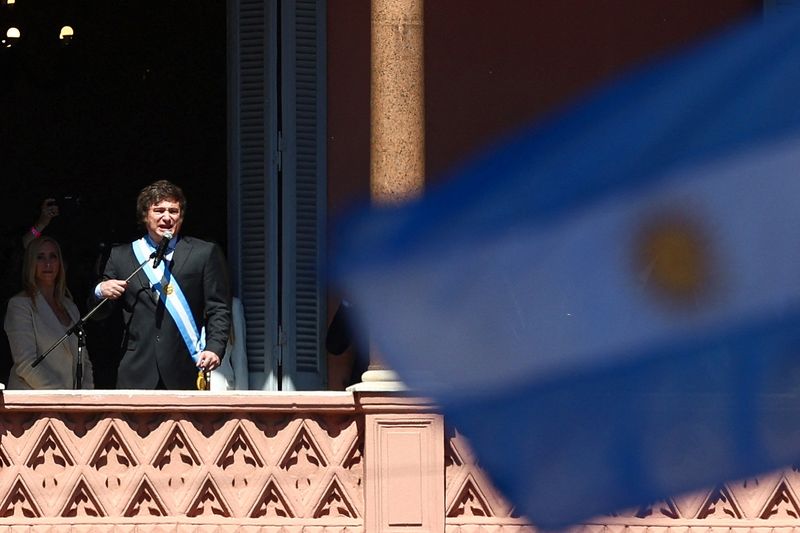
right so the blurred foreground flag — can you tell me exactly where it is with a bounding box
[335,11,800,531]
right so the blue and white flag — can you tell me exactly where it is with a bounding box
[335,11,800,531]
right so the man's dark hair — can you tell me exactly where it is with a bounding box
[136,180,187,225]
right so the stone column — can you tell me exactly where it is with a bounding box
[370,0,425,204]
[349,0,425,392]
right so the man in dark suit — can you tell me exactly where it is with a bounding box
[91,180,231,389]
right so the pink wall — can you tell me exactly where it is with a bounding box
[327,0,761,210]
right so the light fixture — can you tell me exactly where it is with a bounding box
[59,25,74,45]
[4,0,16,5]
[3,26,20,48]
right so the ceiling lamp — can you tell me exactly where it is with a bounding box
[3,26,20,48]
[59,25,74,45]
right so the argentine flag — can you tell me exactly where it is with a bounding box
[335,10,800,531]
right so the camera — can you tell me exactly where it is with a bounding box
[51,194,81,216]
[60,194,80,208]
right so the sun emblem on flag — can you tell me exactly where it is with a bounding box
[635,213,712,305]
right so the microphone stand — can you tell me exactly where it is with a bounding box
[31,251,159,389]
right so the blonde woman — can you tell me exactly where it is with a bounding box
[4,236,93,389]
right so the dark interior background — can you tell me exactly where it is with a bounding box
[1,0,227,249]
[0,0,227,387]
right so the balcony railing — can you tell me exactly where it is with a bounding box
[0,390,796,532]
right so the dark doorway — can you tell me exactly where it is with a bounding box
[0,0,227,388]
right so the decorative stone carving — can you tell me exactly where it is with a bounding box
[0,392,368,530]
[447,476,493,518]
[761,480,800,519]
[250,477,295,518]
[280,424,328,499]
[186,475,232,517]
[61,476,105,517]
[123,475,168,517]
[697,485,743,519]
[314,478,359,519]
[0,477,41,518]
[89,422,138,492]
[445,427,523,528]
[10,392,800,532]
[26,422,75,490]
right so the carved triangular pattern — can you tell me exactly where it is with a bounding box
[445,439,465,484]
[280,424,329,469]
[89,422,138,490]
[250,477,295,518]
[123,475,169,517]
[216,421,265,488]
[186,475,232,517]
[728,474,781,519]
[761,480,800,519]
[697,485,742,519]
[279,424,328,498]
[152,423,202,472]
[673,489,710,519]
[445,432,519,518]
[445,436,464,467]
[61,477,106,518]
[0,477,41,518]
[26,422,75,469]
[784,466,800,500]
[0,444,11,467]
[447,475,493,518]
[26,422,75,489]
[444,439,468,501]
[634,499,680,519]
[342,437,363,473]
[313,477,359,519]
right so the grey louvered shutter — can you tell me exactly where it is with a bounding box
[279,0,327,390]
[228,0,281,390]
[228,0,326,390]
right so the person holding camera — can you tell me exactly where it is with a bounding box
[90,180,231,390]
[4,236,94,389]
[21,198,60,249]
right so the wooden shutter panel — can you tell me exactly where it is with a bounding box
[228,0,281,390]
[228,0,325,390]
[279,0,327,390]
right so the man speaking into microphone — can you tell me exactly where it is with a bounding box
[91,180,231,390]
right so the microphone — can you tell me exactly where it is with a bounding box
[152,231,174,268]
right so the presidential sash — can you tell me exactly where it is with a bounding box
[132,237,206,364]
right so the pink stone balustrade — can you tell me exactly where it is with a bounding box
[0,390,797,532]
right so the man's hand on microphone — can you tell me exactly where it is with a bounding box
[100,279,128,300]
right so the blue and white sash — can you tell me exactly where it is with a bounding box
[132,237,206,362]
